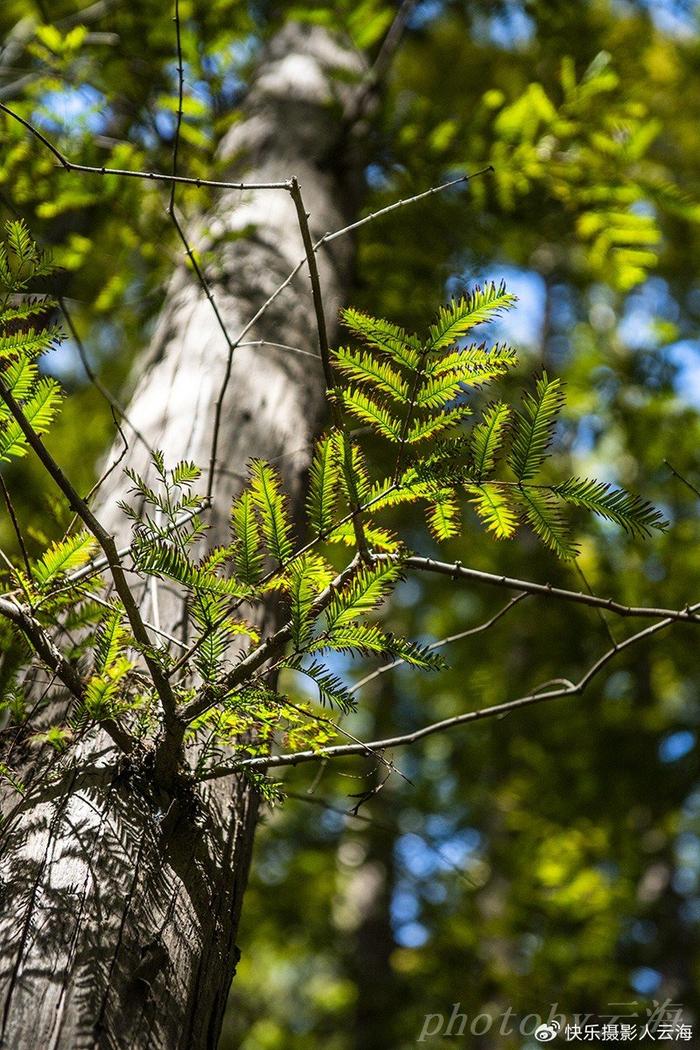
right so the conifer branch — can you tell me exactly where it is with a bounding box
[0,381,178,723]
[0,473,31,580]
[181,555,362,721]
[0,597,136,754]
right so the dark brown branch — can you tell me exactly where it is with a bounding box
[401,555,700,625]
[0,380,178,724]
[0,597,135,754]
[0,473,31,579]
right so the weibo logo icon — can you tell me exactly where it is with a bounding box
[534,1021,560,1042]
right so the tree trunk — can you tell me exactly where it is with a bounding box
[0,25,365,1049]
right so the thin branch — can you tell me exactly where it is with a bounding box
[665,458,700,500]
[575,561,617,649]
[162,5,244,507]
[264,692,409,784]
[367,0,418,87]
[59,297,151,452]
[400,555,700,626]
[76,405,130,518]
[0,596,135,754]
[0,103,291,191]
[238,339,321,360]
[318,167,494,247]
[0,473,31,579]
[0,380,178,722]
[169,0,185,218]
[289,176,368,556]
[202,605,690,778]
[78,586,188,652]
[349,592,528,695]
[206,254,307,497]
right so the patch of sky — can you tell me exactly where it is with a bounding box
[618,277,700,407]
[673,866,698,895]
[422,880,448,905]
[199,36,258,105]
[682,784,700,819]
[394,920,429,948]
[573,414,604,456]
[446,265,546,350]
[642,555,667,584]
[364,163,390,190]
[630,966,662,996]
[392,577,422,610]
[679,898,700,924]
[644,0,700,38]
[666,341,700,407]
[42,338,83,382]
[624,919,657,946]
[391,886,420,924]
[153,108,177,140]
[673,829,700,895]
[676,830,700,861]
[619,277,679,350]
[603,670,633,701]
[408,1,445,30]
[485,4,535,49]
[396,828,481,882]
[35,85,108,135]
[396,832,440,879]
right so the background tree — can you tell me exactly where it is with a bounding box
[0,2,698,1050]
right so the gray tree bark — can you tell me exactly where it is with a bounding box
[0,24,365,1050]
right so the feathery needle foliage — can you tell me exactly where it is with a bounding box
[0,225,667,797]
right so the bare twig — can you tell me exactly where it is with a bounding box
[349,592,528,695]
[318,167,494,247]
[665,458,700,500]
[202,605,691,778]
[399,555,700,626]
[0,473,31,579]
[575,562,617,649]
[238,339,320,360]
[60,297,151,452]
[0,102,291,191]
[289,176,368,556]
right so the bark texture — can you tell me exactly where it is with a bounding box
[0,25,364,1050]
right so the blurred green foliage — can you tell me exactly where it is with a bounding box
[2,0,700,1047]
